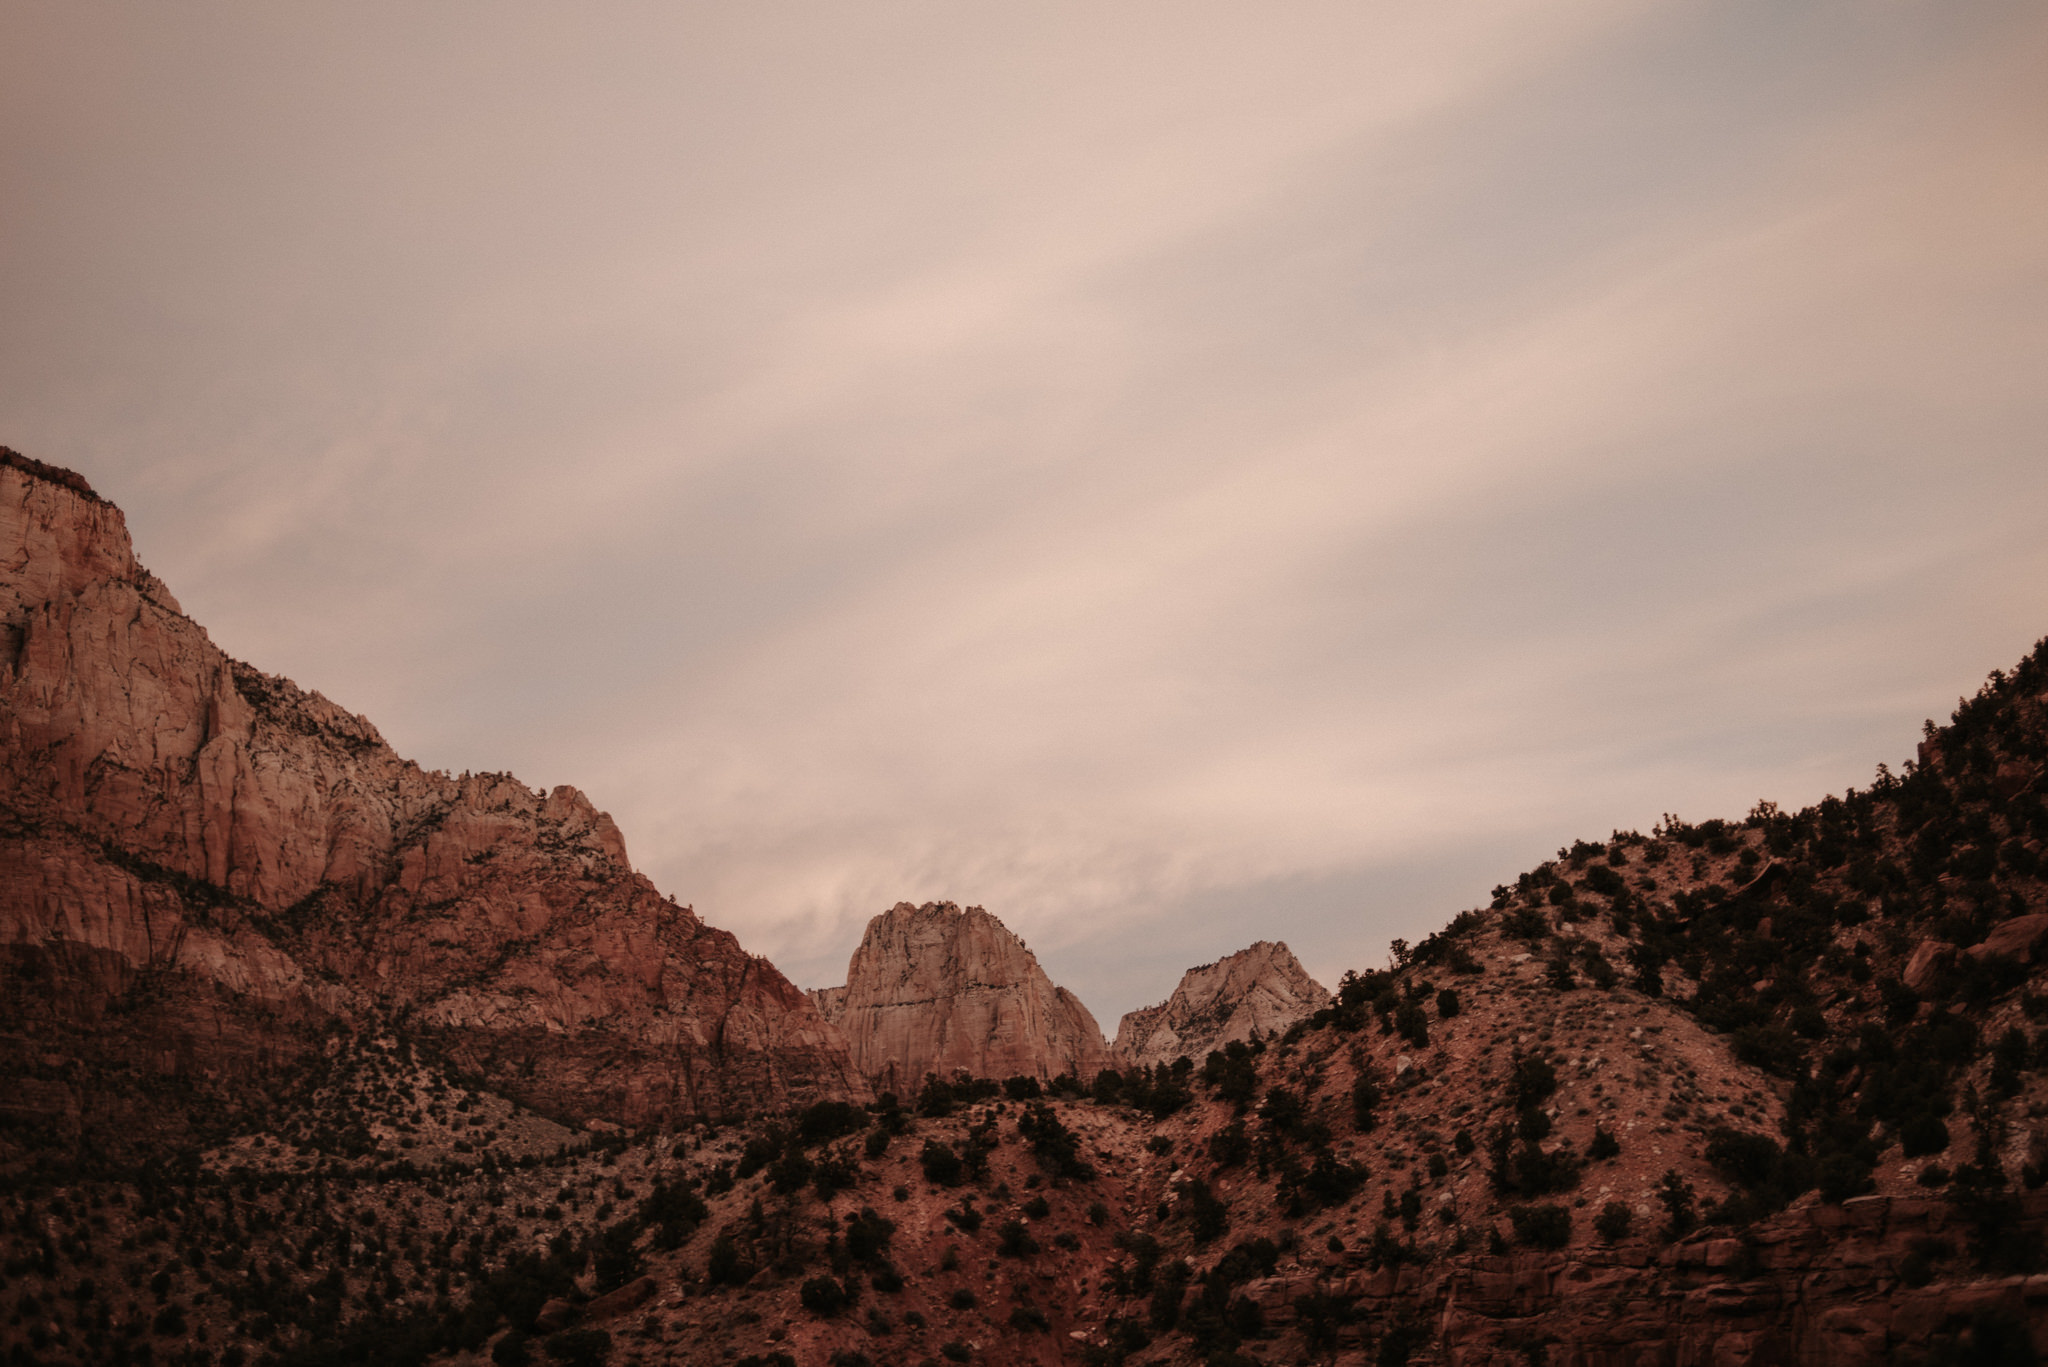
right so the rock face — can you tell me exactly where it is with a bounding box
[0,450,861,1128]
[1112,940,1328,1069]
[810,901,1108,1093]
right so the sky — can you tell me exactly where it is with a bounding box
[5,3,2048,1025]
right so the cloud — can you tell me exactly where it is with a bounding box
[4,2,2047,1021]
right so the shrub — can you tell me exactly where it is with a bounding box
[1018,1103,1096,1180]
[1657,1171,1697,1238]
[1594,1202,1633,1242]
[846,1207,895,1265]
[797,1101,869,1146]
[1901,1114,1951,1158]
[1396,1001,1430,1047]
[920,1140,964,1187]
[1207,1119,1252,1169]
[545,1329,612,1367]
[1508,1203,1571,1250]
[1351,1075,1383,1133]
[800,1275,852,1317]
[1003,1076,1043,1102]
[1436,988,1461,1018]
[997,1219,1040,1257]
[1589,1126,1620,1161]
[1184,1180,1230,1245]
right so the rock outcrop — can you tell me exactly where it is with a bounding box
[1112,939,1328,1069]
[810,901,1108,1093]
[0,449,861,1129]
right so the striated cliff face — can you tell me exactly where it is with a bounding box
[810,901,1108,1093]
[0,450,861,1128]
[1113,939,1328,1069]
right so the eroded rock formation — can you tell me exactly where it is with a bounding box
[1113,939,1328,1069]
[0,450,861,1129]
[810,901,1108,1093]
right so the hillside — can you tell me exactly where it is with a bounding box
[4,444,2048,1366]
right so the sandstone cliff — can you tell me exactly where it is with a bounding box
[0,449,861,1128]
[1112,938,1329,1069]
[810,901,1108,1093]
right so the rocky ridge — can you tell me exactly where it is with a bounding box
[0,449,861,1134]
[6,446,2048,1366]
[1112,940,1329,1071]
[810,901,1110,1093]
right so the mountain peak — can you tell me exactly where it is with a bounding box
[812,900,1108,1091]
[1113,938,1330,1068]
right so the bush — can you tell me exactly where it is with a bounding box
[1509,1203,1572,1249]
[1008,1305,1050,1333]
[800,1276,852,1317]
[1209,1120,1251,1168]
[940,1342,971,1363]
[1436,988,1461,1018]
[1184,1180,1230,1245]
[1901,1114,1951,1158]
[1351,1075,1383,1133]
[1594,1202,1633,1242]
[921,1140,964,1186]
[1658,1170,1697,1237]
[545,1329,612,1367]
[1395,1002,1429,1047]
[797,1101,869,1146]
[1003,1076,1043,1101]
[1018,1103,1096,1180]
[1589,1126,1620,1161]
[998,1219,1040,1257]
[493,1332,534,1367]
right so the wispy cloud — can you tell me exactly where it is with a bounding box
[4,2,2046,1020]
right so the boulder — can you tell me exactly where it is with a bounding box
[1971,913,2048,964]
[582,1276,659,1321]
[1904,940,1956,994]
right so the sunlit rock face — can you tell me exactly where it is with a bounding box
[810,901,1109,1094]
[0,449,862,1125]
[1112,939,1329,1069]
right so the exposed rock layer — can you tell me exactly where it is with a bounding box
[1113,939,1329,1069]
[0,450,861,1126]
[810,901,1108,1092]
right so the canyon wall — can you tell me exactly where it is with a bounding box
[0,450,862,1128]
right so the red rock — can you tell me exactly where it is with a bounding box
[1111,940,1329,1069]
[0,454,862,1125]
[1970,913,2048,963]
[1903,940,1955,994]
[810,901,1107,1091]
[582,1276,659,1320]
